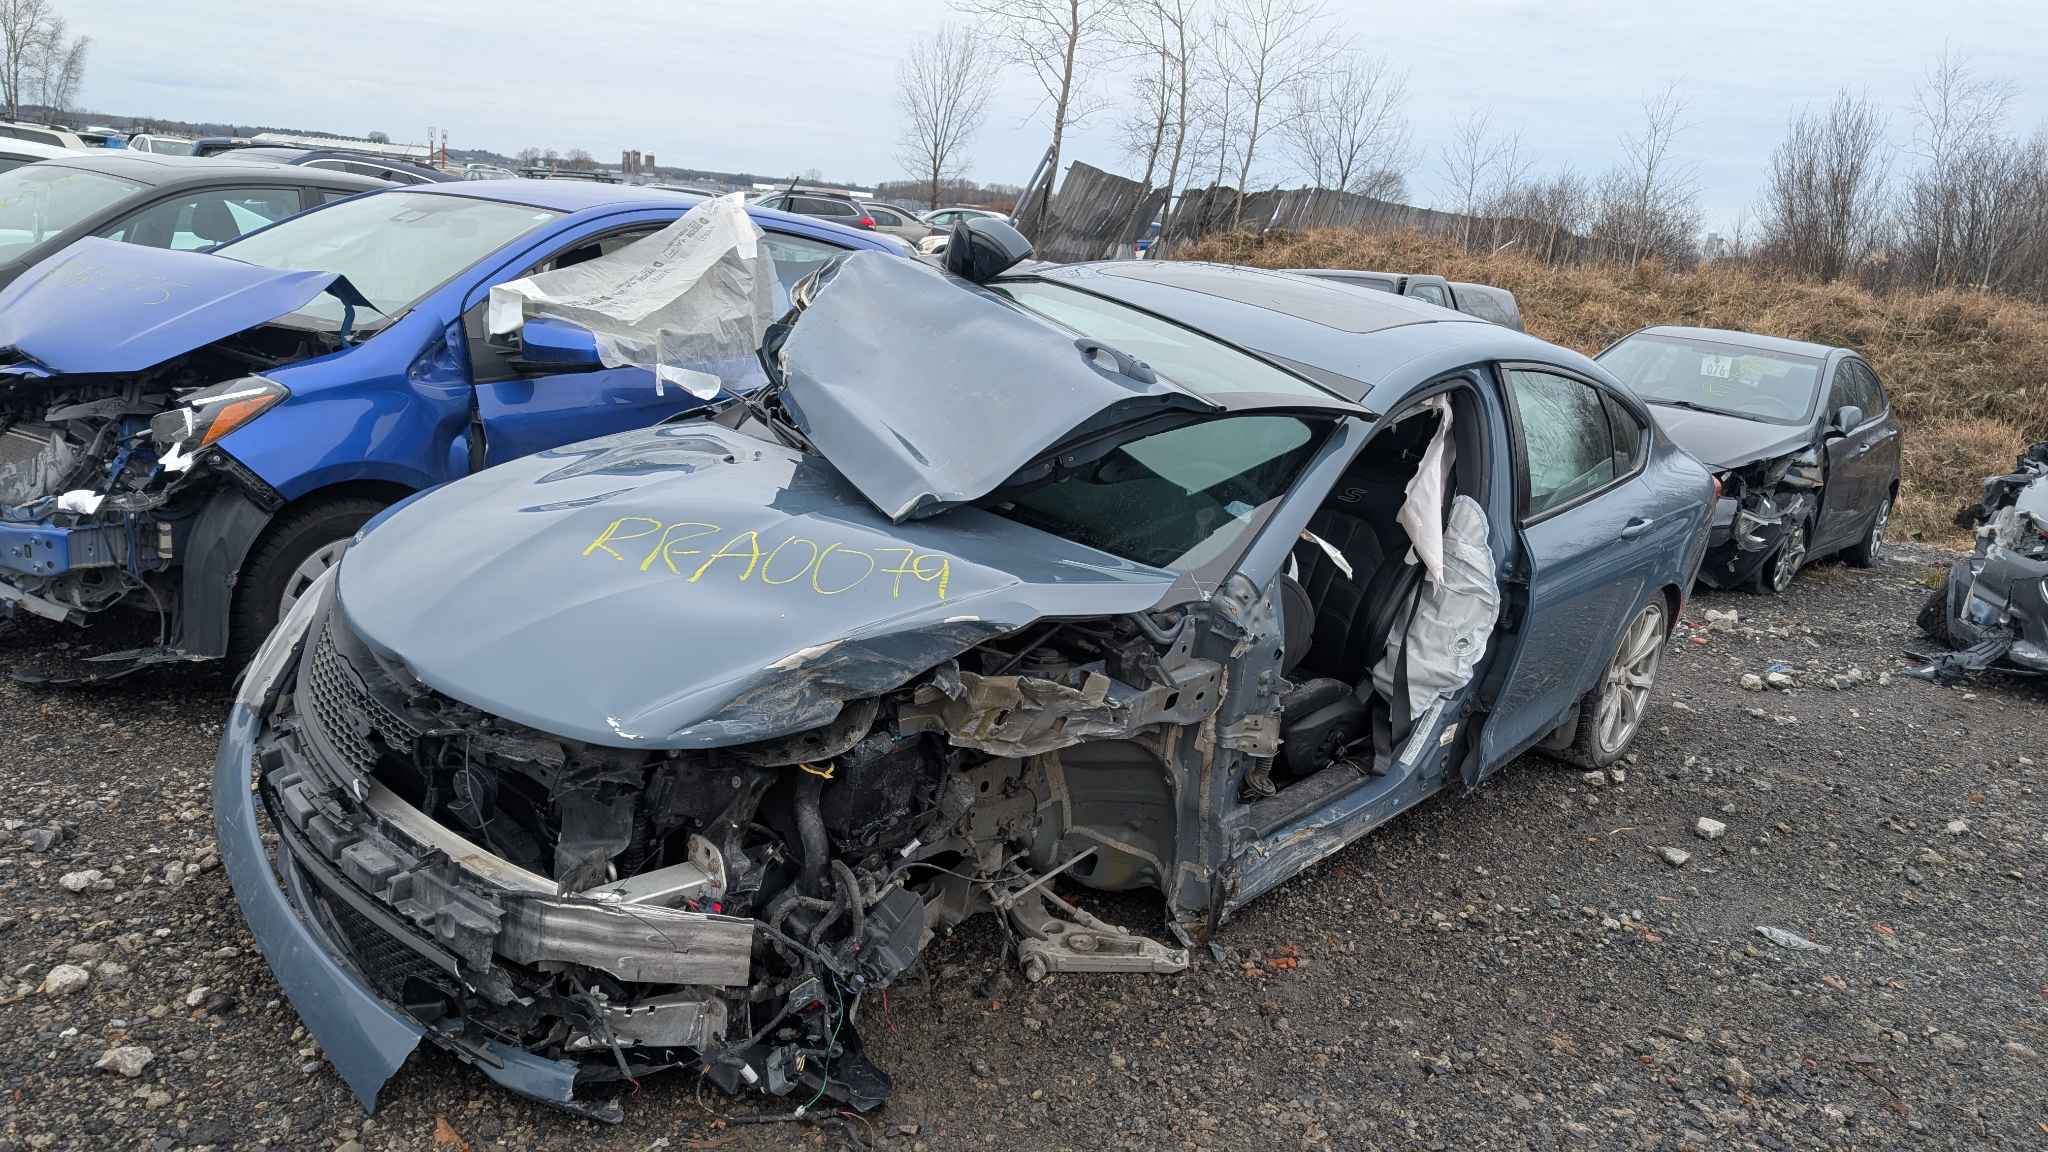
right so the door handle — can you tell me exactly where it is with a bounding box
[1619,516,1654,539]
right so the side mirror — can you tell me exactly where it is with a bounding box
[945,217,1033,284]
[513,316,604,373]
[1831,404,1864,434]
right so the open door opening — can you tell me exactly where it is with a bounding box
[1239,380,1505,832]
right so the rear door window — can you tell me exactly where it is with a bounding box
[100,186,302,250]
[1510,368,1618,517]
[1407,283,1449,307]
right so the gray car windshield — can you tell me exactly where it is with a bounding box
[987,414,1324,573]
[0,164,145,265]
[215,191,559,330]
[1599,333,1821,426]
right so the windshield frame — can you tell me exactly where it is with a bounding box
[1597,331,1825,427]
[210,189,563,335]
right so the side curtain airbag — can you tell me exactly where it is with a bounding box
[1371,494,1500,722]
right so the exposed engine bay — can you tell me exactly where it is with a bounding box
[1696,447,1824,589]
[255,593,1201,1119]
[0,325,331,631]
[1914,440,2048,678]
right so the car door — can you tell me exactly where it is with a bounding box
[464,222,857,466]
[1479,364,1676,766]
[1815,358,1881,550]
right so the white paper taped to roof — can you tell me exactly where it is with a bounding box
[487,193,779,400]
[1398,395,1456,587]
[1372,494,1499,722]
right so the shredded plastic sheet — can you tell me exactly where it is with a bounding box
[1398,396,1456,586]
[55,490,104,514]
[1372,495,1500,721]
[487,194,778,400]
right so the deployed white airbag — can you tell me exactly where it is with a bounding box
[1398,395,1456,587]
[1372,494,1499,721]
[487,193,779,399]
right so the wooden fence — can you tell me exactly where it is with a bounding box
[1023,162,1629,265]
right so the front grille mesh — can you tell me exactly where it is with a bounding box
[319,891,447,996]
[302,621,419,777]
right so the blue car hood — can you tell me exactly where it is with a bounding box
[335,421,1176,749]
[0,238,366,375]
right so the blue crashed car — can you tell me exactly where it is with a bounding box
[0,181,902,671]
[218,234,1716,1119]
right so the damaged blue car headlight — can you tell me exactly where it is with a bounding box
[149,376,290,465]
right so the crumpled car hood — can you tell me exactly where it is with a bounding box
[0,238,362,375]
[1647,403,1812,470]
[777,251,1219,522]
[336,421,1177,748]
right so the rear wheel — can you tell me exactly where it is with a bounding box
[1752,519,1808,594]
[228,497,384,660]
[1558,598,1668,768]
[1845,497,1890,568]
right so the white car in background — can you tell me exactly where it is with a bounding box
[916,206,1011,254]
[0,122,86,150]
[127,133,196,156]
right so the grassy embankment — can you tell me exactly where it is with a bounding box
[1181,229,2048,542]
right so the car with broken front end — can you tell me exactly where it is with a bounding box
[1596,325,1901,593]
[0,183,903,676]
[218,223,1716,1122]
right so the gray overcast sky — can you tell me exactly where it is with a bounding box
[60,0,2048,234]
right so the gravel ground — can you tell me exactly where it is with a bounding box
[1,544,2043,1152]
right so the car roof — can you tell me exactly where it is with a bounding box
[0,138,73,159]
[1025,260,1599,409]
[1633,324,1839,359]
[400,180,898,245]
[36,150,389,188]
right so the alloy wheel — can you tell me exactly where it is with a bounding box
[1769,522,1807,593]
[1592,601,1666,756]
[278,540,347,621]
[1868,502,1889,559]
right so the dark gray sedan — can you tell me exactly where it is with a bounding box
[0,151,386,291]
[217,234,1715,1120]
[1598,325,1902,593]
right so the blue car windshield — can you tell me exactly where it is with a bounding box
[215,191,560,330]
[1599,333,1822,426]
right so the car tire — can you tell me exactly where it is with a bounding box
[1844,496,1891,568]
[1750,518,1808,595]
[1555,598,1669,769]
[228,497,384,660]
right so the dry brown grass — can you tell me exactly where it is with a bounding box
[1178,229,2048,542]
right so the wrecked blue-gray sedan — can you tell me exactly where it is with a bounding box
[217,228,1715,1120]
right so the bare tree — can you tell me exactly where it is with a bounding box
[1215,0,1335,228]
[1118,0,1199,248]
[955,0,1131,232]
[1757,90,1891,281]
[1901,47,2016,287]
[20,10,81,113]
[1436,111,1506,249]
[563,148,594,169]
[897,25,994,210]
[1283,51,1410,198]
[0,0,54,120]
[1593,83,1701,267]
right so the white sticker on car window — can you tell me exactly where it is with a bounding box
[1699,354,1732,379]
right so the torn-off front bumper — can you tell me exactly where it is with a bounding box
[214,570,635,1120]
